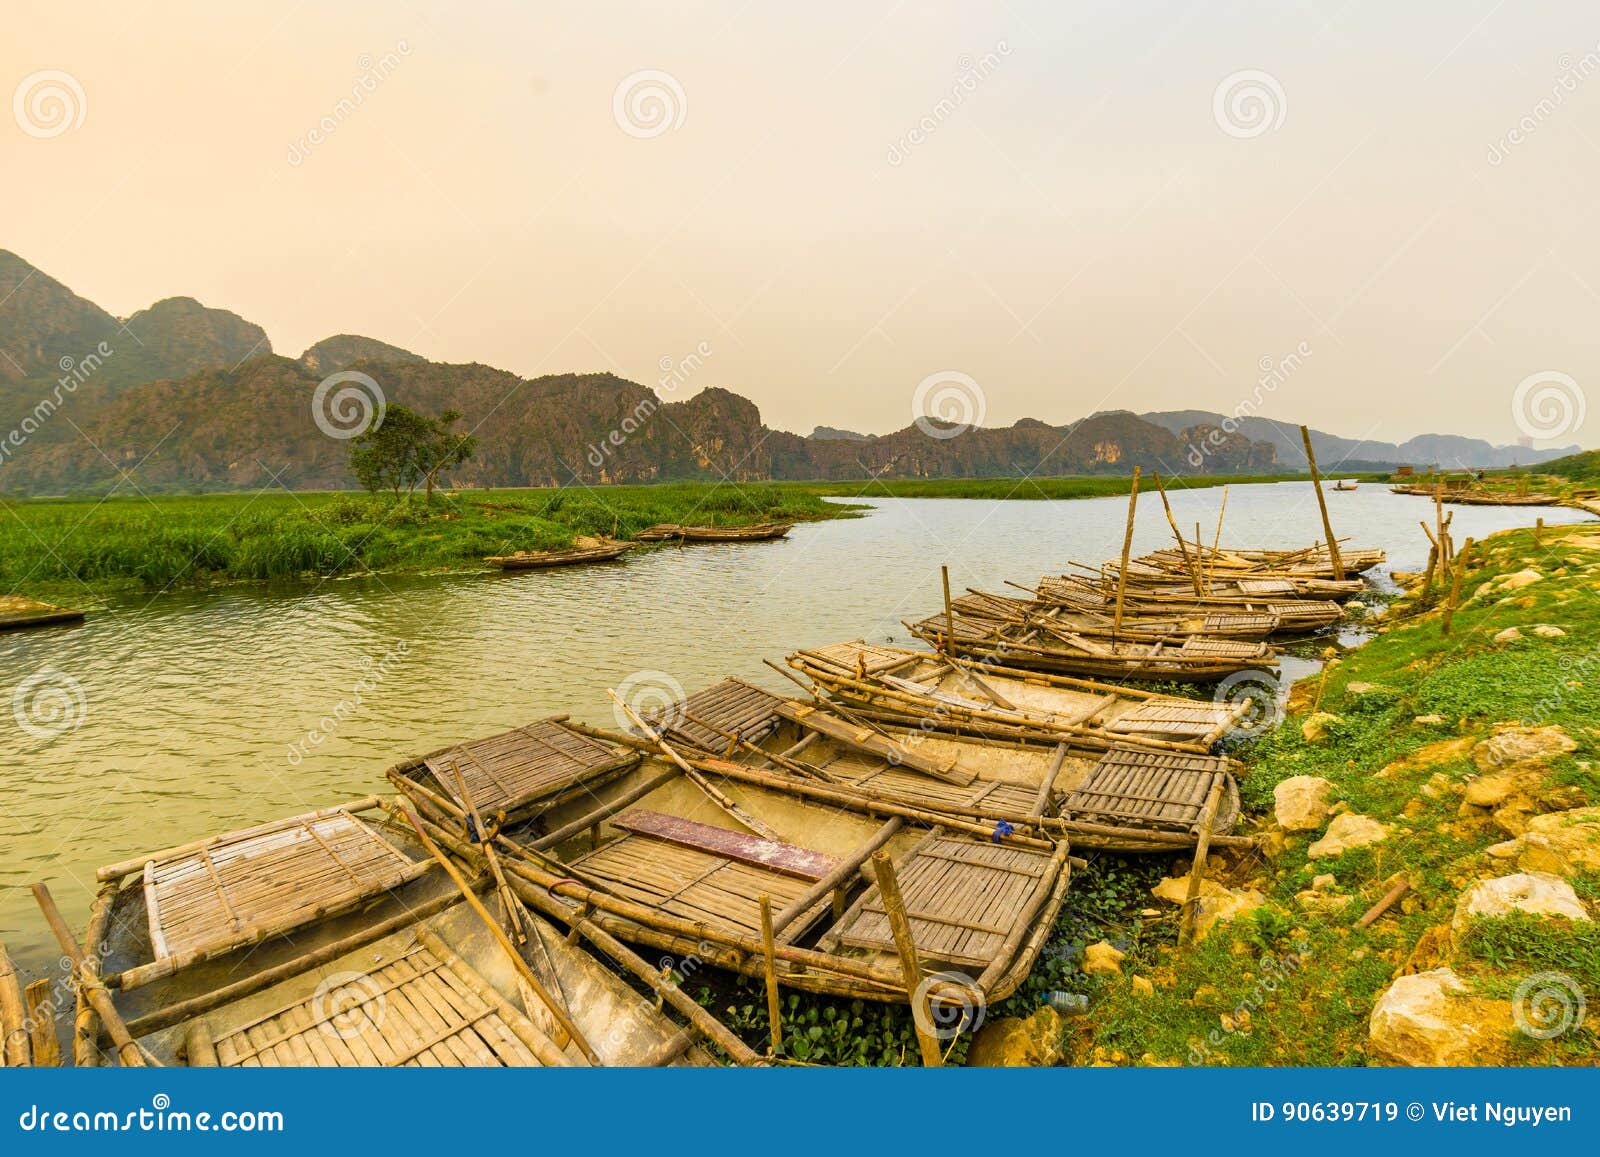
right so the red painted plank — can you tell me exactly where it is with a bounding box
[610,809,838,881]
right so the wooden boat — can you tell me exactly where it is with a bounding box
[1332,481,1358,491]
[485,540,630,570]
[907,605,1278,683]
[634,521,793,542]
[1038,576,1344,635]
[0,595,84,632]
[1212,543,1385,576]
[1390,485,1561,507]
[1093,560,1366,601]
[961,588,1281,642]
[785,640,1253,751]
[53,796,741,1067]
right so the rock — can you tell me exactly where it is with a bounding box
[1274,776,1334,832]
[1472,726,1576,771]
[1368,968,1513,1066]
[1347,682,1384,695]
[1295,889,1352,914]
[1301,712,1340,743]
[1486,838,1522,860]
[1463,764,1547,808]
[1499,569,1543,590]
[1492,627,1524,645]
[1130,975,1154,998]
[1257,826,1288,860]
[1518,807,1600,877]
[1379,736,1476,779]
[1308,814,1388,858]
[1082,941,1125,976]
[1189,887,1265,941]
[1312,873,1337,892]
[1413,714,1445,726]
[1451,872,1591,934]
[966,1005,1064,1067]
[1151,874,1224,905]
[1532,625,1567,638]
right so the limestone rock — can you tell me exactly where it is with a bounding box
[1308,814,1387,858]
[1472,726,1576,772]
[1152,874,1224,905]
[1518,807,1600,877]
[1274,776,1334,832]
[966,1005,1064,1067]
[1301,712,1340,743]
[1451,872,1591,934]
[1532,625,1567,638]
[1082,941,1125,976]
[1492,627,1524,644]
[1463,764,1547,808]
[1130,975,1154,998]
[1368,968,1512,1066]
[1413,714,1446,726]
[1499,569,1544,590]
[1189,887,1265,941]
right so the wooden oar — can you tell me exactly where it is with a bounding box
[396,807,601,1064]
[608,690,781,842]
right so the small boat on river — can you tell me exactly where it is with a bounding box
[635,521,793,543]
[485,539,630,570]
[0,595,84,632]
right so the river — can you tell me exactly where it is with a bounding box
[1,483,1589,969]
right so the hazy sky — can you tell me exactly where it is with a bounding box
[4,2,1597,445]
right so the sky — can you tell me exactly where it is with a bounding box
[3,1,1597,447]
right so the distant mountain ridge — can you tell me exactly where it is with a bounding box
[0,249,1579,493]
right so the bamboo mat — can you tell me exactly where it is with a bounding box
[1060,747,1234,831]
[1104,699,1240,740]
[813,750,1037,816]
[644,677,786,751]
[207,943,544,1067]
[422,718,636,814]
[822,835,1057,970]
[145,810,428,963]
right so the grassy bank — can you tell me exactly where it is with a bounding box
[0,483,859,601]
[1063,520,1600,1066]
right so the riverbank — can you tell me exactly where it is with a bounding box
[0,484,863,601]
[0,472,1340,602]
[1050,519,1600,1066]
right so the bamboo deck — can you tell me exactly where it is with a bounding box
[405,717,640,818]
[140,806,433,972]
[1061,746,1239,836]
[0,595,84,632]
[203,941,549,1067]
[642,676,787,750]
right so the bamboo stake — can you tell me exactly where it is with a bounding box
[608,690,781,842]
[1177,780,1226,946]
[1440,537,1473,636]
[0,940,28,1066]
[771,817,904,934]
[760,895,783,1057]
[395,807,601,1064]
[74,879,119,1066]
[25,981,59,1066]
[1153,473,1201,596]
[942,565,956,654]
[1029,743,1069,819]
[181,1019,217,1067]
[1300,425,1344,581]
[31,884,148,1067]
[1113,467,1141,631]
[1355,878,1411,930]
[447,761,528,944]
[870,852,943,1067]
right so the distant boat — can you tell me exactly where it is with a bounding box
[634,521,793,543]
[485,540,631,571]
[0,595,85,632]
[1332,480,1358,491]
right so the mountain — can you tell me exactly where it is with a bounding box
[1140,410,1576,470]
[809,425,868,441]
[299,334,424,376]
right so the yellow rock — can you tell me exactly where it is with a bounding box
[1082,941,1125,976]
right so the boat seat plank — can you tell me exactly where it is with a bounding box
[609,809,838,881]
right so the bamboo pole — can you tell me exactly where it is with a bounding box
[32,884,148,1067]
[759,896,783,1057]
[0,940,28,1066]
[1300,425,1344,581]
[1355,878,1411,930]
[1029,743,1069,818]
[870,852,943,1067]
[1440,537,1473,636]
[395,808,601,1064]
[1177,780,1226,946]
[447,760,528,944]
[771,817,903,934]
[942,565,956,654]
[529,766,682,851]
[608,690,780,842]
[181,1019,217,1067]
[74,879,119,1066]
[25,981,59,1066]
[1153,473,1202,596]
[1113,467,1141,631]
[413,927,570,1068]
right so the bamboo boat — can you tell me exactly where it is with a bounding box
[1038,575,1346,635]
[963,588,1281,641]
[1093,559,1366,601]
[484,540,630,570]
[54,796,739,1066]
[635,521,793,542]
[1389,485,1561,507]
[907,605,1278,683]
[0,595,85,632]
[1332,481,1357,491]
[785,640,1252,751]
[1211,543,1385,576]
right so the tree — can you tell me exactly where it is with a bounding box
[349,406,476,500]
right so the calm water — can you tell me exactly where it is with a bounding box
[1,484,1589,969]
